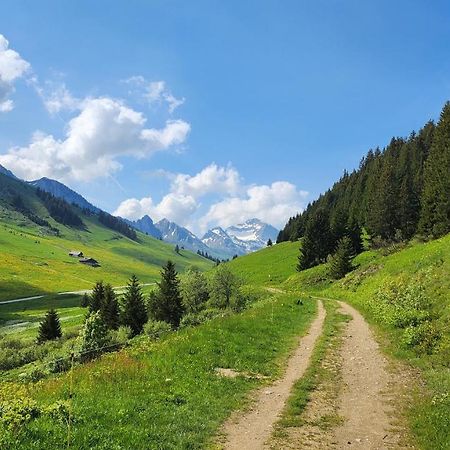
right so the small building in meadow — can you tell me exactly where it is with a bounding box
[79,257,100,267]
[69,250,84,257]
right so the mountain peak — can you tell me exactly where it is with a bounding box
[28,177,100,213]
[0,164,19,180]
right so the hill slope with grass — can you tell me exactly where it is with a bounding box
[229,235,450,449]
[0,172,213,301]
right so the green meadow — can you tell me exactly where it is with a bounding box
[0,218,213,301]
[2,291,316,449]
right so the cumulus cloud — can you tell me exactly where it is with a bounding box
[171,163,241,198]
[113,193,197,226]
[125,76,185,113]
[0,96,190,181]
[200,181,308,231]
[0,34,30,112]
[114,164,307,233]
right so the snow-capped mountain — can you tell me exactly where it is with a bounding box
[155,218,210,254]
[28,177,100,213]
[126,215,162,239]
[201,227,246,257]
[226,218,279,253]
[200,219,279,257]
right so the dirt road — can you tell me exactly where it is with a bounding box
[221,299,408,449]
[332,301,404,449]
[221,299,326,449]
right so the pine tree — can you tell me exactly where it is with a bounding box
[347,218,363,255]
[419,102,450,237]
[175,244,180,254]
[367,151,399,241]
[122,275,147,335]
[101,284,120,330]
[297,209,334,271]
[328,236,354,279]
[267,238,273,246]
[90,281,105,313]
[37,309,62,343]
[148,261,184,328]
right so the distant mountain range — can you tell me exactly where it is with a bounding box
[0,164,278,259]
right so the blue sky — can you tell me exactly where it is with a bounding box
[0,0,449,234]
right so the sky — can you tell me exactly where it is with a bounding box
[0,0,449,235]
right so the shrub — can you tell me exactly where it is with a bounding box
[180,268,209,314]
[208,264,242,309]
[79,311,110,360]
[144,320,172,340]
[109,326,133,345]
[0,383,41,432]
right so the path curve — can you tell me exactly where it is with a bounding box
[222,299,326,450]
[332,301,402,448]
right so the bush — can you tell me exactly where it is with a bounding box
[368,270,441,354]
[78,311,110,360]
[109,326,133,345]
[0,383,41,432]
[143,320,172,340]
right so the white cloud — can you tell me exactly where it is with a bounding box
[171,163,241,198]
[114,164,307,233]
[33,79,80,114]
[125,76,185,113]
[0,96,190,181]
[200,181,308,231]
[113,193,197,226]
[0,34,30,112]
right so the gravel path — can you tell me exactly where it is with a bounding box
[332,301,404,449]
[222,299,326,450]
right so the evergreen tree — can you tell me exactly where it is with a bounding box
[328,236,355,279]
[101,284,120,330]
[419,102,450,237]
[297,209,333,271]
[37,309,62,343]
[175,244,180,254]
[122,275,147,335]
[367,151,399,240]
[89,281,105,313]
[267,238,273,247]
[148,261,184,328]
[347,218,364,255]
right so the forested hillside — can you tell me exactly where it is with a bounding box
[278,102,450,268]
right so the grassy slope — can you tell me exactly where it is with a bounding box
[231,235,450,449]
[230,241,300,286]
[0,215,213,301]
[5,292,317,449]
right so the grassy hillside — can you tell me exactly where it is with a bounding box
[229,241,299,285]
[0,173,213,301]
[231,235,450,449]
[1,292,317,449]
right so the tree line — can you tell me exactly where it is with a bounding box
[38,261,244,351]
[98,211,137,241]
[277,101,450,273]
[36,188,85,228]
